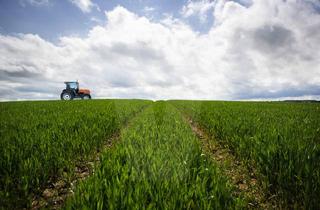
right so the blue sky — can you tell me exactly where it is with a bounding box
[0,0,255,41]
[0,0,320,100]
[0,0,208,41]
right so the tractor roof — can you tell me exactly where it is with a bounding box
[64,81,78,84]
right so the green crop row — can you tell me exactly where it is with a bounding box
[171,100,320,209]
[0,99,151,209]
[64,102,245,209]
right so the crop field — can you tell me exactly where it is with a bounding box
[171,101,320,209]
[63,102,244,209]
[0,100,151,209]
[1,100,319,209]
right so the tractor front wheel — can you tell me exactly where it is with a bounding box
[61,92,73,100]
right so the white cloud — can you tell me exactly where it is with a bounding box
[20,0,50,7]
[1,1,320,101]
[69,0,98,13]
[181,0,215,23]
[90,16,102,24]
[143,6,155,12]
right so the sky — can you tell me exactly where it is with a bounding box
[0,0,320,101]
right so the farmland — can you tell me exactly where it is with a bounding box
[0,99,151,209]
[171,101,320,209]
[64,101,244,209]
[1,100,319,209]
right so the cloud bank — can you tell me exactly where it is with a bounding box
[1,0,320,100]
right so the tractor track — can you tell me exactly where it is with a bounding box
[30,105,150,210]
[182,114,278,209]
[30,133,118,210]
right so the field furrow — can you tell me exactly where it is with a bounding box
[171,100,320,209]
[64,102,245,209]
[0,99,151,209]
[182,114,275,209]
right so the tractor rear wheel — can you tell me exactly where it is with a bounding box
[61,92,73,100]
[82,94,91,100]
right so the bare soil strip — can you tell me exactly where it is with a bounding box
[184,116,278,209]
[30,133,119,210]
[31,108,148,210]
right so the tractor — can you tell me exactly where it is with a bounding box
[60,81,91,100]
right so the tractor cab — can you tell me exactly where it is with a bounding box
[60,81,91,100]
[65,81,79,91]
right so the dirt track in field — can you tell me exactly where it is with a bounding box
[30,132,119,210]
[184,116,278,209]
[31,108,147,210]
[31,104,278,210]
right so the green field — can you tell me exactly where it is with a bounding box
[171,101,320,209]
[0,100,151,209]
[1,100,319,209]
